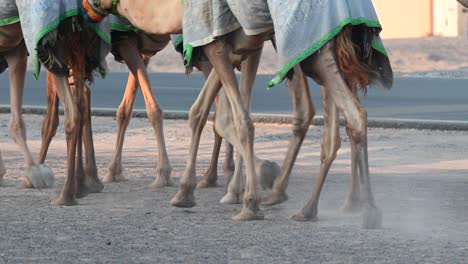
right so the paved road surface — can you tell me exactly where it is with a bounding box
[1,72,467,121]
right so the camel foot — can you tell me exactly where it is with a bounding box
[362,205,383,229]
[0,165,5,184]
[49,194,77,206]
[220,192,242,204]
[103,170,127,183]
[148,177,176,189]
[341,198,363,214]
[261,191,288,207]
[196,179,218,189]
[232,207,264,221]
[25,165,55,189]
[76,179,104,198]
[170,190,196,208]
[257,160,280,190]
[291,211,318,222]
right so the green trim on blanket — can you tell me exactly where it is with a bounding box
[0,16,20,27]
[268,17,386,88]
[110,22,140,33]
[371,40,387,57]
[33,9,110,79]
[183,43,193,68]
[173,35,183,50]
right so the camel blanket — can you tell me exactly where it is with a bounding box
[16,0,111,79]
[183,0,391,88]
[0,0,19,26]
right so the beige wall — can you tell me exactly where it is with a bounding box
[372,0,432,39]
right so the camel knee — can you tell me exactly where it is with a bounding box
[9,116,26,142]
[146,104,163,127]
[292,109,314,137]
[188,106,203,130]
[116,105,132,127]
[237,116,254,145]
[346,111,367,144]
[63,112,81,138]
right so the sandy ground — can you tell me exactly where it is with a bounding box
[1,114,468,263]
[102,37,468,78]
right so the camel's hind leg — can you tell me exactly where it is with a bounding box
[77,84,104,197]
[5,41,54,189]
[262,65,314,206]
[0,150,5,185]
[49,75,80,206]
[38,72,60,164]
[171,68,222,208]
[294,42,382,229]
[291,85,340,222]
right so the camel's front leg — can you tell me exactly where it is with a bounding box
[262,65,314,206]
[196,62,224,188]
[49,75,80,206]
[5,42,54,189]
[170,68,223,207]
[38,72,60,164]
[204,42,262,221]
[77,84,104,197]
[104,70,138,183]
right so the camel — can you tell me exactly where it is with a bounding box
[171,0,393,228]
[82,0,392,228]
[11,0,115,205]
[38,14,279,191]
[0,11,54,188]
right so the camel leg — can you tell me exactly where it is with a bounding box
[38,72,60,164]
[49,75,80,206]
[262,65,314,206]
[77,84,104,197]
[196,62,228,189]
[138,55,174,189]
[170,68,223,208]
[290,85,340,222]
[206,42,262,221]
[5,41,54,189]
[294,43,382,229]
[342,103,363,213]
[0,150,5,185]
[104,70,138,183]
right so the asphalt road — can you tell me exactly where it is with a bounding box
[0,72,467,121]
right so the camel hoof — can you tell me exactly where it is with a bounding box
[102,173,127,183]
[49,194,78,206]
[20,177,33,189]
[257,160,280,190]
[362,205,383,229]
[261,191,288,207]
[26,165,55,189]
[220,192,242,204]
[341,198,363,214]
[291,211,318,222]
[170,190,196,208]
[148,177,176,189]
[232,207,264,221]
[196,179,218,189]
[76,180,104,198]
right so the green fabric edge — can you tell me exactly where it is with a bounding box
[267,17,386,88]
[0,16,20,27]
[110,22,139,33]
[33,9,111,80]
[183,43,193,68]
[173,35,183,50]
